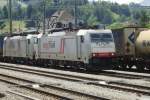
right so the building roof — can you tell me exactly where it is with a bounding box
[52,10,74,22]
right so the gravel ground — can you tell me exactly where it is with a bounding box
[0,63,150,100]
[0,78,62,100]
[2,62,150,87]
[11,87,58,100]
[0,82,28,100]
[105,70,150,77]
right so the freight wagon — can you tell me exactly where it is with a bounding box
[112,27,150,70]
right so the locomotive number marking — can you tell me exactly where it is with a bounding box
[96,42,107,46]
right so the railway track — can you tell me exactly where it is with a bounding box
[1,63,150,81]
[0,72,107,100]
[7,90,41,100]
[0,93,5,98]
[99,70,150,80]
[0,74,71,100]
[0,63,150,96]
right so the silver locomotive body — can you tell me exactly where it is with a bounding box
[35,29,116,70]
[2,29,116,70]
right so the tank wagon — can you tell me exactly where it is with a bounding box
[3,29,116,70]
[112,27,150,70]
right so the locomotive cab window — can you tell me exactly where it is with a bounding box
[90,33,113,42]
[28,39,30,44]
[81,36,84,43]
[34,38,38,44]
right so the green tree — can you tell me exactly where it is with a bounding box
[17,5,23,18]
[119,4,131,16]
[0,8,3,19]
[2,6,8,19]
[61,0,88,6]
[102,10,113,24]
[79,4,94,24]
[132,10,141,20]
[87,15,99,26]
[26,20,36,28]
[27,4,33,19]
[0,21,6,30]
[140,10,149,26]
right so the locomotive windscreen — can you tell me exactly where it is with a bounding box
[90,33,113,42]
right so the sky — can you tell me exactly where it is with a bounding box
[89,0,144,4]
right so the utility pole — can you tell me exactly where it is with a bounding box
[8,0,12,35]
[43,0,46,34]
[74,0,77,28]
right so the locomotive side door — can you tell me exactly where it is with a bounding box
[33,37,38,59]
[27,38,32,59]
[77,36,82,60]
[27,36,38,59]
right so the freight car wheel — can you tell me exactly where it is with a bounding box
[120,64,127,70]
[128,65,133,70]
[85,65,101,72]
[86,66,94,72]
[136,64,144,72]
[112,64,119,69]
[146,65,150,70]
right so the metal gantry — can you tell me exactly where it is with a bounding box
[74,0,78,28]
[8,0,12,35]
[43,0,46,34]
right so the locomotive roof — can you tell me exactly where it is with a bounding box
[27,34,38,39]
[37,29,112,38]
[4,35,26,41]
[111,26,146,31]
[140,29,150,34]
[5,30,39,37]
[77,29,112,35]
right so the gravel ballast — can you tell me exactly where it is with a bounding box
[0,63,150,100]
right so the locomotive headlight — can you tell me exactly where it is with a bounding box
[92,53,96,57]
[111,53,114,56]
